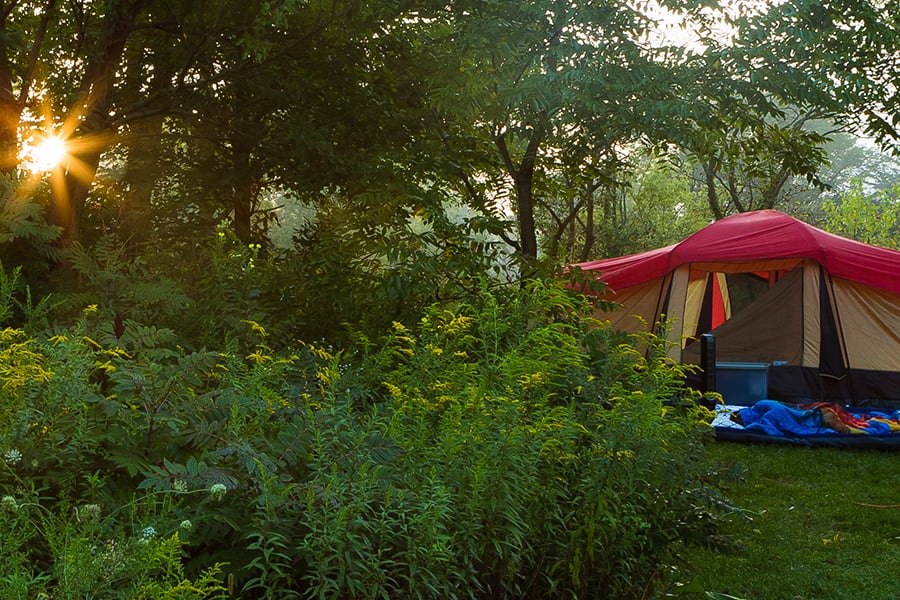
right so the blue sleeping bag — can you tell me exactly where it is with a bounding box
[737,400,900,436]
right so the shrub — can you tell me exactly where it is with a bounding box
[0,501,228,599]
[0,274,713,598]
[282,279,712,598]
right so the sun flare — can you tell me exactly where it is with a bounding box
[21,132,69,174]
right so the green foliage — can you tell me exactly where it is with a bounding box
[7,1,898,594]
[820,181,900,249]
[290,280,713,598]
[190,199,509,348]
[0,327,53,448]
[64,235,191,324]
[0,261,17,326]
[0,179,61,270]
[8,0,898,258]
[728,0,900,152]
[0,274,718,598]
[45,218,503,356]
[173,231,283,348]
[48,530,226,598]
[0,494,228,599]
[0,259,58,332]
[681,112,832,218]
[419,0,719,258]
[0,307,315,593]
[592,159,714,257]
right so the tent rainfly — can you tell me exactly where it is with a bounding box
[573,210,900,406]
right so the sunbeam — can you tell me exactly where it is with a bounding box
[20,131,69,174]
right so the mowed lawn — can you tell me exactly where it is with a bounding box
[675,440,900,600]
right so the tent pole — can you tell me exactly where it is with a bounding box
[701,333,717,397]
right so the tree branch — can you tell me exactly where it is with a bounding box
[19,0,58,105]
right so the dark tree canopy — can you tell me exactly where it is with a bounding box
[1,0,897,260]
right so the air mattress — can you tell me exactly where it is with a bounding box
[711,401,900,448]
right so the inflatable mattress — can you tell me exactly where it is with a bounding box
[711,400,900,448]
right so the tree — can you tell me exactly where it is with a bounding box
[662,0,900,220]
[684,110,831,218]
[43,0,147,247]
[11,0,430,247]
[749,0,900,152]
[816,131,900,198]
[12,0,899,258]
[0,0,59,175]
[409,0,898,258]
[821,182,900,249]
[417,0,718,261]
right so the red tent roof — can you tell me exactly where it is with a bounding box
[573,210,900,295]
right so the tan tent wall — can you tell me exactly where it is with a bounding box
[665,265,692,360]
[717,272,733,320]
[681,272,734,346]
[801,263,821,368]
[832,278,900,371]
[598,256,899,377]
[596,277,668,334]
[682,273,708,348]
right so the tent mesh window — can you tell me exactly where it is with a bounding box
[724,272,770,318]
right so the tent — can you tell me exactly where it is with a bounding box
[573,210,900,407]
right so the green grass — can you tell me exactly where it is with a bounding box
[675,441,900,600]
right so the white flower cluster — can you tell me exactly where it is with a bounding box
[141,526,157,540]
[3,449,22,464]
[81,504,101,520]
[209,483,227,501]
[1,495,17,513]
[92,539,126,574]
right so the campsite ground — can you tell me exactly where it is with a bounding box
[675,441,900,599]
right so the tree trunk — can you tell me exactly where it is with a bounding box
[230,137,255,244]
[0,45,18,175]
[579,186,595,262]
[703,162,724,220]
[0,0,15,171]
[48,0,146,246]
[515,167,538,259]
[761,168,791,209]
[494,130,542,260]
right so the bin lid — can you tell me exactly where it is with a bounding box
[716,362,768,370]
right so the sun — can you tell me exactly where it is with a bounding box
[21,132,69,174]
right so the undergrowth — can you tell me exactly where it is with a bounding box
[0,249,720,598]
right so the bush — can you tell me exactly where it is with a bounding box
[290,280,711,599]
[0,272,713,598]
